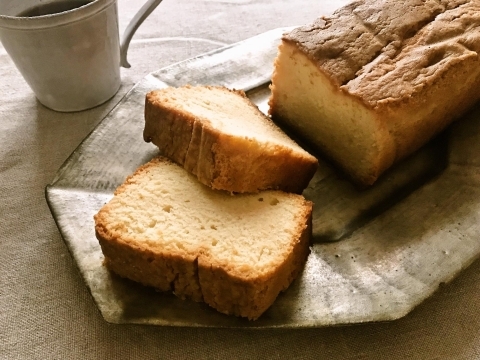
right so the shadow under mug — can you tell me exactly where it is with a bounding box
[0,0,162,112]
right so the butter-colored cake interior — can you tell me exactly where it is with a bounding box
[95,157,312,319]
[144,85,318,194]
[270,42,393,184]
[99,158,308,275]
[269,0,480,185]
[155,86,304,150]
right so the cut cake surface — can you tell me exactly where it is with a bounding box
[94,157,312,320]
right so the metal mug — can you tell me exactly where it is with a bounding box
[0,0,162,112]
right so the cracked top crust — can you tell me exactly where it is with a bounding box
[283,0,480,108]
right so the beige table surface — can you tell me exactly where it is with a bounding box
[1,0,479,359]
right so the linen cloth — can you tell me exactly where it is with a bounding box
[1,0,479,359]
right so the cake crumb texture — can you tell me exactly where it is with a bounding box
[269,0,480,185]
[94,157,312,320]
[144,85,318,194]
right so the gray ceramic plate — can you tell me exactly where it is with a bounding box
[46,27,480,328]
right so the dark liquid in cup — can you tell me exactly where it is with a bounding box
[17,0,93,17]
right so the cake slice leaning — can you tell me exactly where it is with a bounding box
[143,85,318,194]
[94,157,312,320]
[269,0,480,186]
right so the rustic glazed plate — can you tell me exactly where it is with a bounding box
[46,27,480,328]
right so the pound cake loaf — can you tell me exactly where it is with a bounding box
[269,0,480,186]
[94,157,312,320]
[144,85,318,194]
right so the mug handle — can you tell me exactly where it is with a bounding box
[120,0,163,68]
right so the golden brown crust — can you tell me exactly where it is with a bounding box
[96,229,204,302]
[144,85,318,194]
[270,0,480,186]
[283,0,480,108]
[94,157,313,320]
[345,1,480,108]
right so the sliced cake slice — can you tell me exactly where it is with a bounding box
[94,156,312,320]
[143,85,318,194]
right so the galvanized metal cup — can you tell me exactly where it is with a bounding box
[0,0,162,112]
